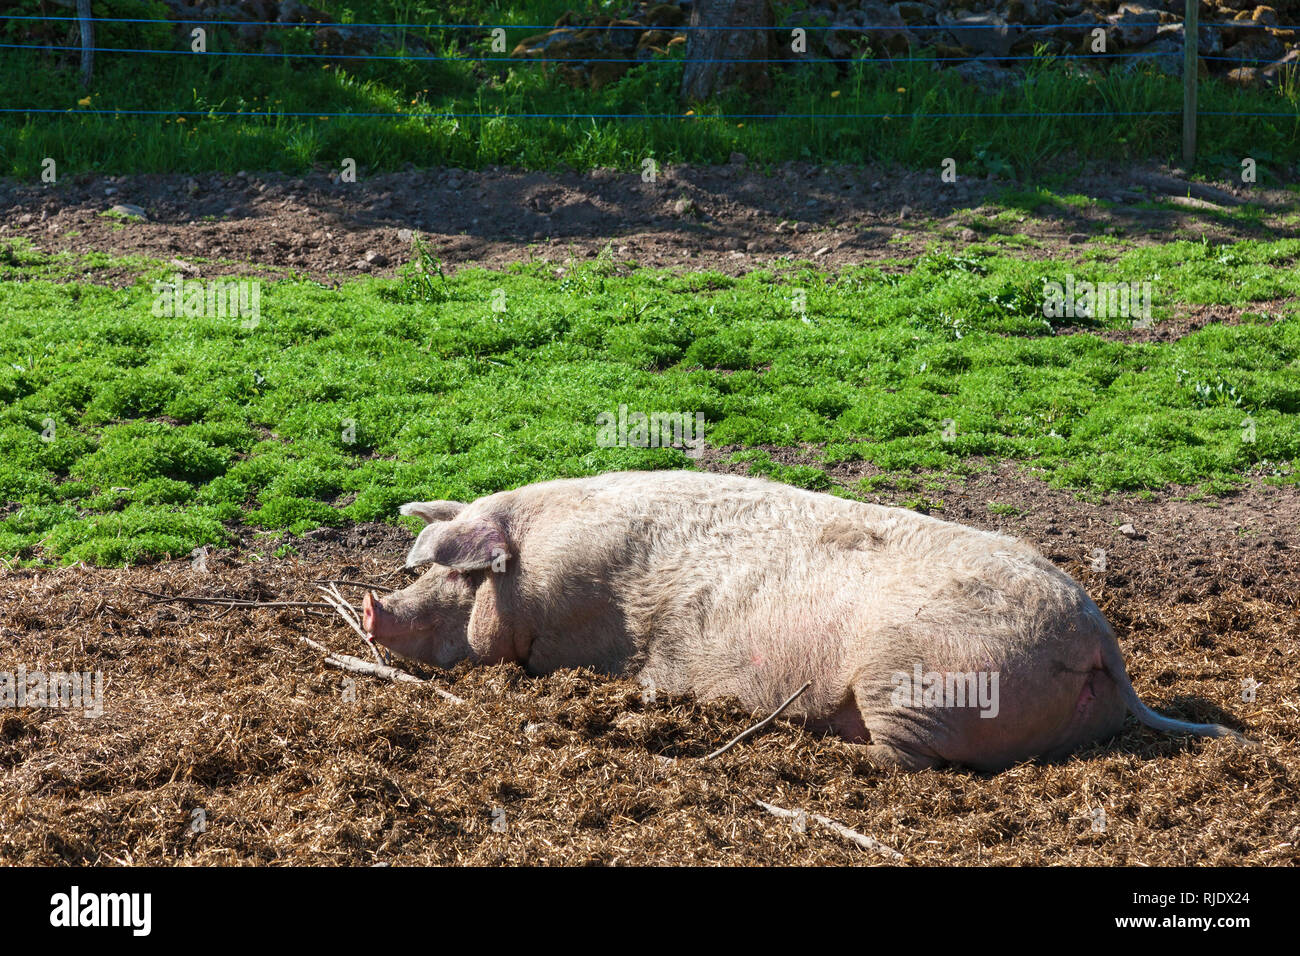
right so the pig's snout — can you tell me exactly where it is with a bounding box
[360,574,474,667]
[362,591,385,637]
[363,589,430,646]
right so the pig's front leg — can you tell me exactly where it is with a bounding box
[466,577,532,665]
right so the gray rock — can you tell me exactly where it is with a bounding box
[939,12,1017,57]
[1108,5,1159,48]
[1263,49,1300,82]
[108,203,147,219]
[954,59,1018,93]
[1223,34,1286,67]
[1124,35,1184,77]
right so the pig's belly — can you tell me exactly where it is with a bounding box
[638,579,867,720]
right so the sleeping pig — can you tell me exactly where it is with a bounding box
[362,470,1246,771]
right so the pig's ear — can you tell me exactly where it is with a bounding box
[399,500,466,525]
[405,518,513,571]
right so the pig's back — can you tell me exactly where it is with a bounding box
[499,471,1048,707]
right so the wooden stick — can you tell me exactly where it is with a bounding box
[299,636,417,683]
[76,0,93,87]
[297,636,466,704]
[131,586,331,610]
[311,579,396,593]
[318,585,386,667]
[756,800,904,862]
[1183,0,1198,166]
[705,681,812,760]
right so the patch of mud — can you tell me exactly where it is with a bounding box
[3,160,1296,286]
[1055,299,1295,344]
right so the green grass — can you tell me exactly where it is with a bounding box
[1,236,1297,565]
[1,1,1297,177]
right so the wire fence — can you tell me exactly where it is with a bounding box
[8,14,1300,30]
[3,7,1299,158]
[0,42,1259,65]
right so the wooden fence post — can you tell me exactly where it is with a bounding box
[1184,0,1198,165]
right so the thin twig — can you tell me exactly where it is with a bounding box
[131,586,331,610]
[310,579,396,593]
[298,636,416,684]
[297,636,466,703]
[318,585,385,666]
[756,800,904,862]
[705,681,812,760]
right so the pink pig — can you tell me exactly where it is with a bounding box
[364,470,1246,771]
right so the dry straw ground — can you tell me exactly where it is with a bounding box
[1,471,1296,866]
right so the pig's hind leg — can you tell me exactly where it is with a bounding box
[828,691,944,771]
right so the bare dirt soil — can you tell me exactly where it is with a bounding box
[2,461,1296,866]
[3,160,1296,284]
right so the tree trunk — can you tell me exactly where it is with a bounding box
[680,0,774,103]
[77,0,94,88]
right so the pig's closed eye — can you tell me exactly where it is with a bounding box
[447,567,481,590]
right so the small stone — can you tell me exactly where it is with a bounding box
[364,251,389,266]
[960,228,978,242]
[728,151,747,165]
[397,228,413,242]
[1067,233,1087,244]
[813,245,831,257]
[108,203,147,219]
[1118,523,1138,538]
